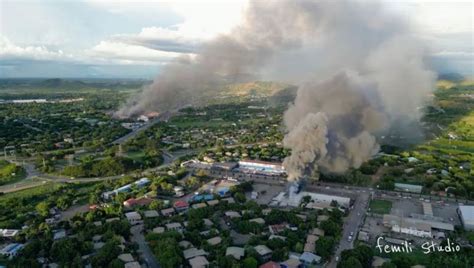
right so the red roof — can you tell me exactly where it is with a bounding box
[174,200,189,208]
[259,261,280,268]
[124,197,153,207]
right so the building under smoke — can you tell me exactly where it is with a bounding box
[117,0,435,180]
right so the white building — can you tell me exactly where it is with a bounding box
[383,214,454,238]
[459,205,474,230]
[238,160,286,175]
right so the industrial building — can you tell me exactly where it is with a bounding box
[458,205,474,230]
[271,191,351,209]
[238,160,286,175]
[383,214,454,238]
[102,177,150,199]
[394,183,423,193]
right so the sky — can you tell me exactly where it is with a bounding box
[0,0,472,79]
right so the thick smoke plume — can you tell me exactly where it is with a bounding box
[117,0,435,178]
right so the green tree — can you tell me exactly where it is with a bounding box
[242,257,258,268]
[338,256,363,268]
[35,201,50,217]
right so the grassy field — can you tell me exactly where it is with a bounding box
[0,160,26,186]
[369,199,392,214]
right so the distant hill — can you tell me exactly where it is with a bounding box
[0,78,150,91]
[223,81,296,97]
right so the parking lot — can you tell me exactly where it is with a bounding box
[246,183,285,205]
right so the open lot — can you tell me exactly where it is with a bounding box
[369,199,392,214]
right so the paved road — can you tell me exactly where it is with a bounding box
[112,111,173,145]
[131,224,160,268]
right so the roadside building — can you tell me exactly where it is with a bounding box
[0,243,24,259]
[238,159,286,175]
[458,205,474,230]
[383,214,454,237]
[394,183,423,193]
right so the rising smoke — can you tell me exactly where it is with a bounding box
[116,0,435,178]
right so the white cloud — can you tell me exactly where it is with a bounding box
[0,36,74,61]
[86,40,189,65]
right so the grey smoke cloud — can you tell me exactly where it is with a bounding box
[116,0,435,177]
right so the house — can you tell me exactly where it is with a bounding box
[304,234,318,253]
[152,227,165,234]
[118,253,135,263]
[123,197,153,208]
[281,258,301,268]
[317,215,329,222]
[259,261,280,268]
[179,240,192,249]
[125,212,142,225]
[183,248,208,260]
[144,210,159,218]
[311,228,325,236]
[189,256,209,268]
[226,247,245,260]
[269,223,287,234]
[203,219,214,227]
[207,236,222,246]
[174,200,190,212]
[249,218,266,224]
[222,197,235,204]
[124,262,141,268]
[254,245,273,261]
[225,211,241,219]
[358,231,370,242]
[206,200,219,206]
[165,222,183,232]
[269,235,286,241]
[161,208,175,217]
[93,242,105,250]
[0,243,24,259]
[192,203,207,209]
[53,229,67,240]
[299,252,321,265]
[105,217,120,223]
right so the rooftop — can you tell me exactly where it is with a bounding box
[459,205,474,222]
[254,245,272,256]
[189,256,209,268]
[183,248,208,260]
[226,247,245,260]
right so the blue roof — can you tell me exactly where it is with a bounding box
[300,252,321,263]
[2,243,23,254]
